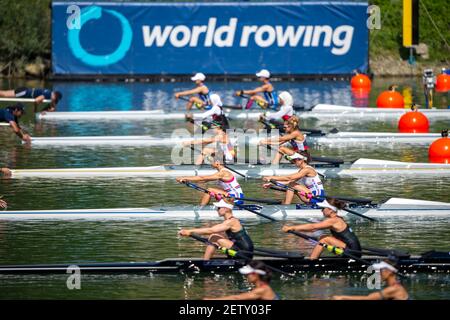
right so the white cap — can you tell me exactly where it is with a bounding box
[285,153,307,161]
[317,199,338,212]
[191,73,206,81]
[210,94,223,107]
[279,91,293,107]
[256,69,270,78]
[239,265,267,275]
[213,199,234,210]
[372,261,398,273]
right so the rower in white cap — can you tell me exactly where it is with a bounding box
[178,198,254,260]
[282,197,361,259]
[204,260,280,300]
[185,93,230,131]
[263,151,324,203]
[236,69,279,110]
[333,260,409,300]
[260,90,294,123]
[174,72,213,111]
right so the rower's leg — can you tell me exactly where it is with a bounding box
[292,184,312,203]
[200,193,212,206]
[284,189,295,204]
[253,96,268,108]
[271,152,283,164]
[203,245,216,260]
[0,90,15,97]
[206,188,228,203]
[310,236,346,259]
[188,97,204,111]
[279,146,295,156]
[195,147,214,165]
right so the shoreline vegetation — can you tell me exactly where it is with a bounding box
[0,0,448,79]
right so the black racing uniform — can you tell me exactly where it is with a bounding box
[225,219,254,259]
[330,219,362,256]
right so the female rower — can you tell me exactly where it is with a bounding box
[178,199,254,260]
[263,151,323,204]
[176,156,244,206]
[282,198,361,259]
[185,93,230,131]
[236,69,278,110]
[204,261,279,300]
[183,121,235,165]
[259,91,294,124]
[174,73,212,111]
[259,115,307,164]
[333,260,409,300]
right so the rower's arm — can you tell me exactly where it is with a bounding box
[270,168,310,182]
[289,219,335,232]
[9,121,26,140]
[333,292,383,300]
[243,86,265,95]
[188,222,230,235]
[176,87,204,97]
[277,132,299,143]
[205,289,264,300]
[186,137,214,145]
[182,171,224,182]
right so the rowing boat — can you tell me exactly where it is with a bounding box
[26,131,441,147]
[0,251,447,274]
[7,158,450,179]
[35,104,450,121]
[1,198,450,220]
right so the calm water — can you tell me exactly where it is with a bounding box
[0,77,449,299]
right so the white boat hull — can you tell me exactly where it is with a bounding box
[1,198,450,220]
[36,104,450,121]
[8,159,450,179]
[26,132,441,147]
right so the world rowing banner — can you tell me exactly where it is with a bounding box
[52,1,369,75]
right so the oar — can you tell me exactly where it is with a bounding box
[181,181,282,205]
[268,180,376,222]
[189,233,294,276]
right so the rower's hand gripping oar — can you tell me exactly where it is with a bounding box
[268,180,377,222]
[180,181,282,205]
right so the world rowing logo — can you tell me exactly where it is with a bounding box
[67,6,133,67]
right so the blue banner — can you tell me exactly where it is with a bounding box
[52,2,369,75]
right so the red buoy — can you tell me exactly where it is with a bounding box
[429,131,450,164]
[376,86,404,108]
[398,110,429,133]
[435,74,450,92]
[351,74,371,90]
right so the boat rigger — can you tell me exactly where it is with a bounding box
[6,158,450,179]
[1,198,450,220]
[35,104,450,121]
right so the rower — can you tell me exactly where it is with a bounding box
[259,115,308,164]
[204,261,279,300]
[0,104,31,142]
[174,73,212,111]
[236,69,278,110]
[282,198,361,259]
[333,260,409,300]
[178,199,254,260]
[259,91,294,125]
[176,156,244,206]
[263,151,324,204]
[0,87,62,111]
[185,93,230,131]
[183,121,235,165]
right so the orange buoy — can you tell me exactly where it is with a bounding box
[376,86,404,108]
[435,74,450,92]
[428,131,450,164]
[351,74,371,90]
[398,110,429,133]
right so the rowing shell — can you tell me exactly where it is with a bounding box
[36,104,450,121]
[7,159,450,179]
[26,132,441,147]
[0,252,448,274]
[1,198,450,220]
